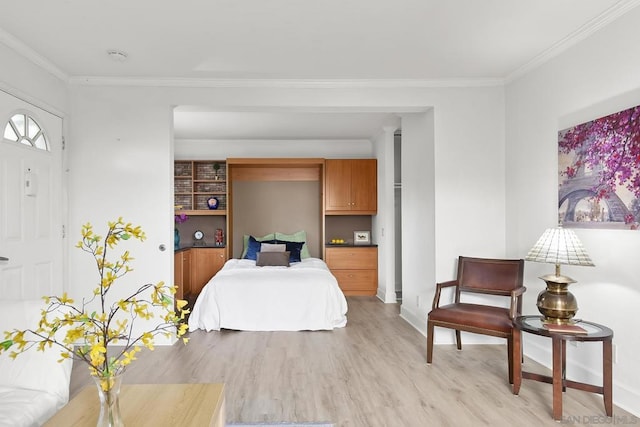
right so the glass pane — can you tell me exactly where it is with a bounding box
[34,134,48,150]
[11,114,26,137]
[27,117,41,139]
[5,113,50,150]
[3,123,18,141]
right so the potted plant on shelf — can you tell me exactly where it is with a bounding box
[0,218,189,427]
[213,162,220,180]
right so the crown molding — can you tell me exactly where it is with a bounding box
[68,76,505,89]
[0,28,69,82]
[506,0,640,83]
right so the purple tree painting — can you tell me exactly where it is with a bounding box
[558,104,640,230]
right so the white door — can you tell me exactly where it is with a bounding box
[0,89,64,299]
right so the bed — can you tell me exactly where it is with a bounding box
[187,256,348,332]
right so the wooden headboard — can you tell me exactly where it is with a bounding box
[227,158,324,258]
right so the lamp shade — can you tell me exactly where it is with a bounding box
[525,227,594,267]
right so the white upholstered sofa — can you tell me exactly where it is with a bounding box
[0,299,72,427]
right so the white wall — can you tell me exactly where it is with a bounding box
[505,7,640,415]
[401,88,507,337]
[0,43,67,114]
[67,85,175,342]
[372,126,399,304]
[400,111,436,327]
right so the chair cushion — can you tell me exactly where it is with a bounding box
[428,303,513,334]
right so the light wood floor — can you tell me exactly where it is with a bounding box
[69,297,635,427]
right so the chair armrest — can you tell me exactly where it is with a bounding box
[509,286,527,319]
[432,280,458,310]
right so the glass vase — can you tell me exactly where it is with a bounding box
[93,373,125,427]
[174,228,180,250]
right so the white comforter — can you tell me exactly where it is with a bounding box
[188,257,348,331]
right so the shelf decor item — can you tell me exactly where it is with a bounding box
[525,226,594,324]
[215,228,224,246]
[174,212,189,250]
[207,196,219,210]
[0,218,190,427]
[353,230,371,245]
[193,230,206,247]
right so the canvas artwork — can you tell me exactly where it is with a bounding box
[558,104,640,230]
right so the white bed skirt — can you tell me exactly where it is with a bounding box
[188,258,348,332]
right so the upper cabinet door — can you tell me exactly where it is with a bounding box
[325,159,377,215]
[325,159,352,211]
[351,159,377,213]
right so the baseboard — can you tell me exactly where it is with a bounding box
[399,304,427,336]
[615,383,640,418]
[375,288,398,303]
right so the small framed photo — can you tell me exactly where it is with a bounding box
[353,231,371,245]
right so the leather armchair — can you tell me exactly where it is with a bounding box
[427,256,526,384]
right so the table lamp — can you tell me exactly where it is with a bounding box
[525,227,594,324]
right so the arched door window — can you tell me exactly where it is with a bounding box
[3,113,49,151]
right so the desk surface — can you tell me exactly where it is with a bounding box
[44,383,225,427]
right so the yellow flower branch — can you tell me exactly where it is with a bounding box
[0,218,189,388]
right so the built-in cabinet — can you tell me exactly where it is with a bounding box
[174,249,191,299]
[325,246,378,296]
[190,248,226,297]
[174,157,380,299]
[174,159,228,302]
[324,158,378,295]
[174,247,225,301]
[325,159,377,214]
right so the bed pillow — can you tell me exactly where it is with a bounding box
[256,251,291,267]
[277,240,304,263]
[275,231,310,259]
[260,243,286,252]
[244,235,277,260]
[241,233,276,259]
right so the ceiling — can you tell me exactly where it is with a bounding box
[1,0,637,140]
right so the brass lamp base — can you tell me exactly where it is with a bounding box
[537,274,578,325]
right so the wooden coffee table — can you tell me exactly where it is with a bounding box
[44,383,225,426]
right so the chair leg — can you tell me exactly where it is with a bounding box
[427,320,434,364]
[455,330,462,350]
[507,336,514,384]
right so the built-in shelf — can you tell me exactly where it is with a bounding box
[174,160,227,213]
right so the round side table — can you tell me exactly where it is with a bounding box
[512,315,613,421]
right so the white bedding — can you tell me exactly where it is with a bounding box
[188,257,348,331]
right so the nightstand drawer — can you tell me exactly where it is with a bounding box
[325,247,377,269]
[332,269,377,290]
